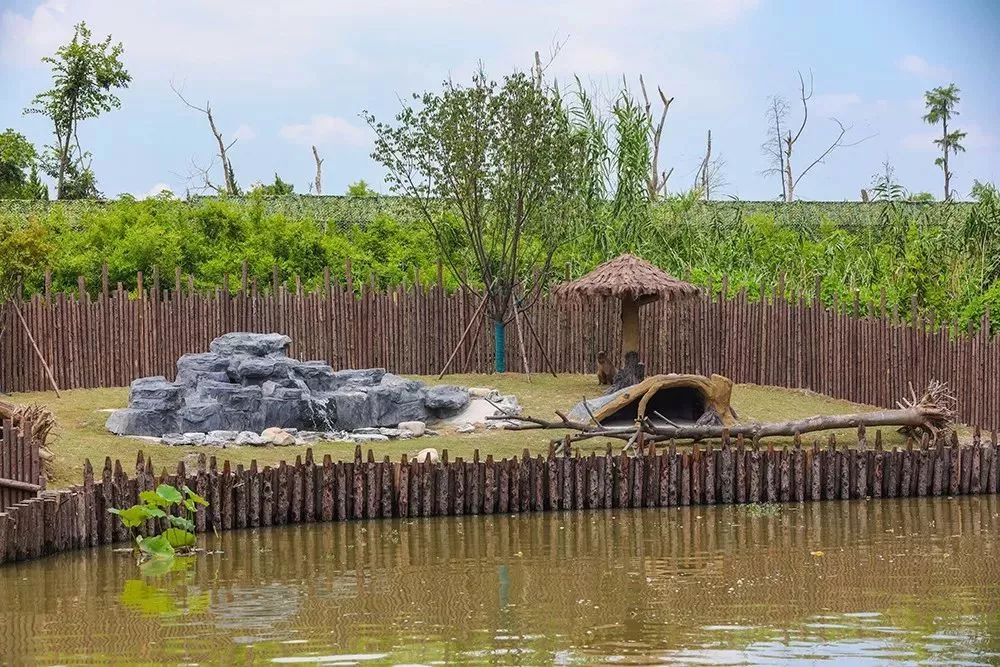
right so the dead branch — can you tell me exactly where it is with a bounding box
[171,82,239,195]
[640,75,674,200]
[489,382,956,452]
[311,145,324,195]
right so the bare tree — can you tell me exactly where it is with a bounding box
[311,145,323,195]
[765,71,873,202]
[171,82,239,195]
[639,75,674,200]
[762,95,789,200]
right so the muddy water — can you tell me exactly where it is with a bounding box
[1,497,998,665]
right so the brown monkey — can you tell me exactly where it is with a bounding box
[596,351,617,385]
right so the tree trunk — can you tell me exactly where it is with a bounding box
[942,116,950,200]
[620,297,640,357]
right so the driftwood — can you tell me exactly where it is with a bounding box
[488,381,956,453]
[0,399,55,480]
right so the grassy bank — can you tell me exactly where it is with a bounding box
[8,373,932,489]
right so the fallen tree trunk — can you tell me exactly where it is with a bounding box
[489,381,956,451]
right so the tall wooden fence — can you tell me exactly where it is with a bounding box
[0,419,43,512]
[3,268,999,428]
[1,428,997,566]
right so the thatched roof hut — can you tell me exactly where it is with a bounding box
[555,253,700,303]
[554,254,700,359]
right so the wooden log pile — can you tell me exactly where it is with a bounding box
[1,428,998,566]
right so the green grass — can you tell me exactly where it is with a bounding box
[8,374,937,489]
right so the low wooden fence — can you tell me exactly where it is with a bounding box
[1,427,997,565]
[0,419,43,512]
[4,266,1000,428]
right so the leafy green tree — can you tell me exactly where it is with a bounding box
[0,129,47,199]
[346,180,377,197]
[922,84,966,200]
[252,174,295,195]
[23,22,131,199]
[367,67,586,371]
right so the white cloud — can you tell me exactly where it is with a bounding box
[231,124,256,142]
[142,182,174,198]
[812,93,862,116]
[1,0,761,86]
[279,115,369,147]
[898,54,952,80]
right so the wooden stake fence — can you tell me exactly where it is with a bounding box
[3,264,1000,428]
[1,428,997,566]
[0,419,43,512]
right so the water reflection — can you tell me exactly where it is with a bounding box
[1,496,998,664]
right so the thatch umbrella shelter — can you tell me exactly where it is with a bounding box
[554,254,701,384]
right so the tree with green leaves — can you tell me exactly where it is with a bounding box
[0,129,47,200]
[922,84,966,201]
[366,67,586,372]
[252,173,294,195]
[23,22,130,200]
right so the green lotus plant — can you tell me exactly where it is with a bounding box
[109,483,208,563]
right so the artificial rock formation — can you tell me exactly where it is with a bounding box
[107,332,470,437]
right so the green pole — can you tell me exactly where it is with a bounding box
[494,319,506,373]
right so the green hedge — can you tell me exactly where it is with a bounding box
[1,193,997,331]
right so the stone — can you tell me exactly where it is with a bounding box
[205,430,238,445]
[129,377,184,411]
[106,332,492,439]
[350,433,389,442]
[467,387,498,399]
[162,432,192,446]
[455,422,476,434]
[412,447,439,463]
[261,427,296,446]
[424,385,470,416]
[209,332,292,358]
[291,361,338,392]
[182,432,207,445]
[330,368,386,390]
[398,421,426,437]
[179,402,223,433]
[235,431,267,446]
[106,408,178,437]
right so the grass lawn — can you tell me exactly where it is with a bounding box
[6,373,944,489]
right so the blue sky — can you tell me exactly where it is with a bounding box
[1,0,997,200]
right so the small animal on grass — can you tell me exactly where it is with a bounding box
[596,351,617,385]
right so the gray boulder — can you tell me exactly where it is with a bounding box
[107,408,179,437]
[424,385,471,416]
[209,332,292,358]
[291,361,338,392]
[129,377,184,411]
[175,353,231,387]
[179,402,223,433]
[330,368,386,390]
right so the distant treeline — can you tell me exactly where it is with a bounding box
[2,192,998,331]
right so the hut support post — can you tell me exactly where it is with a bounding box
[621,297,641,357]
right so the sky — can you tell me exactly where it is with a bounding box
[0,0,998,201]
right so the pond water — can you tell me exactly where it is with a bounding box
[1,497,998,665]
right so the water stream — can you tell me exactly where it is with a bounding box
[1,496,998,664]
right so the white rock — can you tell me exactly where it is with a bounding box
[261,426,286,441]
[398,421,426,437]
[351,433,389,442]
[236,431,267,446]
[455,422,476,434]
[271,432,296,446]
[207,430,238,441]
[378,427,403,438]
[182,432,206,445]
[161,432,191,446]
[412,447,439,463]
[467,387,496,398]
